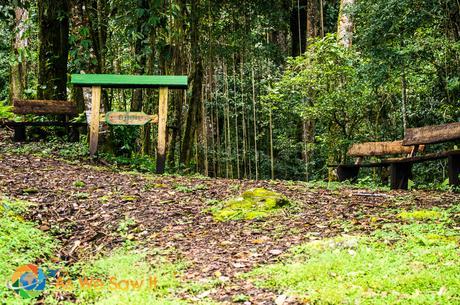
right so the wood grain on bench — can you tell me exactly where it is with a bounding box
[403,122,460,145]
[347,140,423,157]
[13,99,77,115]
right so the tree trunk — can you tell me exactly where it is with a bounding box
[269,108,275,179]
[180,0,203,166]
[291,0,307,56]
[37,0,70,100]
[337,0,354,47]
[251,63,258,180]
[10,7,28,100]
[131,0,149,112]
[306,0,319,43]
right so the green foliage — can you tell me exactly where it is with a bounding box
[246,208,460,304]
[210,188,290,221]
[0,197,57,305]
[0,102,13,119]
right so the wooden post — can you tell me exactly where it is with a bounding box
[448,154,460,187]
[89,86,101,157]
[156,87,169,174]
[390,162,412,190]
[336,165,360,182]
[13,125,26,142]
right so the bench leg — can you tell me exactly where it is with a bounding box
[336,165,360,182]
[448,154,460,187]
[390,162,412,190]
[69,126,80,142]
[13,125,26,142]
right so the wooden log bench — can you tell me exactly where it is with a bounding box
[333,140,422,183]
[388,122,460,190]
[333,122,460,190]
[2,99,87,142]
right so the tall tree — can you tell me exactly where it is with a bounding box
[180,0,203,165]
[37,0,70,100]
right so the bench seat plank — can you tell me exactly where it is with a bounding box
[348,140,419,157]
[13,99,77,115]
[403,122,460,145]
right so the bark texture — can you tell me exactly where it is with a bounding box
[37,0,70,100]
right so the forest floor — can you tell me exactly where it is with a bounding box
[0,130,459,305]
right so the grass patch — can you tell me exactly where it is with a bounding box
[209,188,290,221]
[174,184,208,193]
[0,197,57,304]
[245,208,460,304]
[47,248,218,305]
[74,180,86,188]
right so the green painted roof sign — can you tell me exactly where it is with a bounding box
[71,74,188,89]
[105,112,158,126]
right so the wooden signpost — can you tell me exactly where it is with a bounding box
[71,74,188,174]
[104,112,158,125]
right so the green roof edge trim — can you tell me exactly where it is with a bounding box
[71,74,188,89]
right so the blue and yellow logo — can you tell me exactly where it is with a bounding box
[8,264,47,299]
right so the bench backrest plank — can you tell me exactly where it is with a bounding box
[403,122,460,146]
[348,140,419,157]
[13,99,77,115]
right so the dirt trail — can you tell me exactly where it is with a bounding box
[1,140,458,303]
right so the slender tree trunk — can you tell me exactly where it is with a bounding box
[215,89,222,177]
[37,0,70,100]
[223,63,231,178]
[200,83,208,175]
[233,59,240,179]
[401,69,408,131]
[251,63,258,180]
[269,108,275,179]
[241,60,248,178]
[320,0,324,37]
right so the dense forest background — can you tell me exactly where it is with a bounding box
[0,0,459,185]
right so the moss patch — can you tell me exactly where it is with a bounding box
[211,188,289,221]
[398,209,443,220]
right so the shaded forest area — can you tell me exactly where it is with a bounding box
[0,0,459,185]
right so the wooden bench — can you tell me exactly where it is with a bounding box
[2,99,86,142]
[335,140,423,182]
[388,122,460,189]
[335,122,460,190]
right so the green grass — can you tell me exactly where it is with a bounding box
[45,249,218,305]
[0,197,57,305]
[209,188,290,221]
[245,207,460,304]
